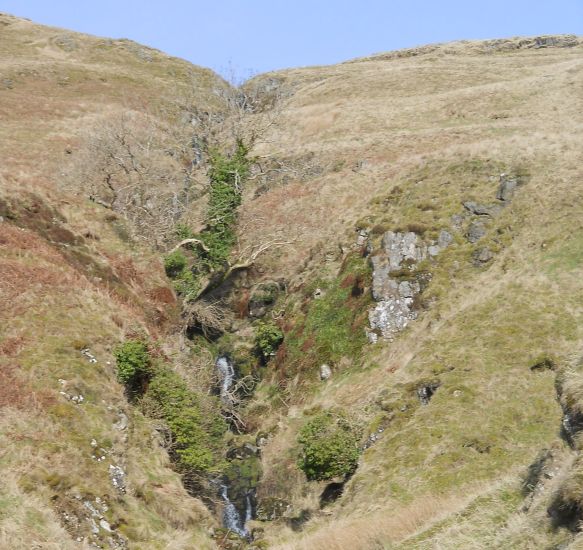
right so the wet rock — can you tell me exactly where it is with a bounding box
[522,449,555,496]
[248,282,280,318]
[466,220,487,243]
[319,364,332,380]
[256,497,290,521]
[472,247,494,265]
[496,174,519,202]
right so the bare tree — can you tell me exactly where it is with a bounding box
[64,108,208,247]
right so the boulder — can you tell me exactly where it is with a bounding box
[463,201,503,217]
[466,220,486,243]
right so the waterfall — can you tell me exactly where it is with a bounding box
[215,355,235,403]
[215,355,256,538]
[220,484,251,539]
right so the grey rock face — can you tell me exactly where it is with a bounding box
[368,231,444,340]
[496,174,519,202]
[466,220,487,243]
[381,231,427,271]
[369,297,418,339]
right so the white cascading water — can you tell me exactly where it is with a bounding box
[220,484,251,538]
[215,355,235,402]
[215,356,254,537]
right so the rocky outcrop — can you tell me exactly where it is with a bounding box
[368,230,451,340]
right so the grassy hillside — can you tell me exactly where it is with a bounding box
[238,36,583,549]
[2,10,583,549]
[0,12,226,549]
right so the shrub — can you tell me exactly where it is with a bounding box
[174,223,195,240]
[146,369,226,473]
[164,250,187,278]
[297,411,361,481]
[255,322,284,359]
[113,340,151,387]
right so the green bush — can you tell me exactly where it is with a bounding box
[174,223,195,240]
[146,369,226,473]
[201,141,249,269]
[113,340,151,387]
[297,411,361,481]
[255,322,284,359]
[164,250,187,278]
[166,141,250,301]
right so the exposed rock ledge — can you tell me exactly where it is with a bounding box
[368,230,451,340]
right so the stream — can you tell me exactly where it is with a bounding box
[215,355,258,539]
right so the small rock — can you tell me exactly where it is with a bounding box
[113,412,128,431]
[463,201,503,217]
[81,348,97,363]
[356,229,369,247]
[109,465,126,493]
[438,229,454,249]
[451,214,465,230]
[320,364,332,380]
[313,288,323,299]
[366,330,378,344]
[466,221,487,243]
[428,244,440,257]
[453,390,462,397]
[99,519,112,532]
[496,174,519,202]
[472,247,494,265]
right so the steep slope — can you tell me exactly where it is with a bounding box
[0,13,227,549]
[3,11,583,550]
[235,36,583,549]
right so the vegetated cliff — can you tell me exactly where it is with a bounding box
[2,10,583,549]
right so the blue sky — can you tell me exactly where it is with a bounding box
[2,1,582,79]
